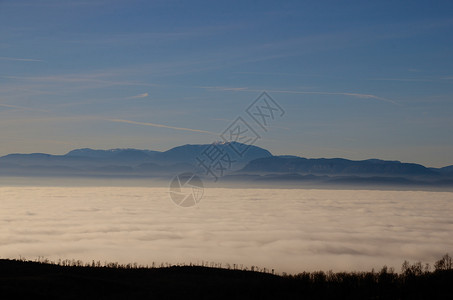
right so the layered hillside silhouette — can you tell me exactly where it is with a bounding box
[0,142,452,189]
[0,255,452,299]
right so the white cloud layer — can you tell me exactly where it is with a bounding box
[0,186,452,273]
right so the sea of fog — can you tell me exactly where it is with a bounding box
[1,183,452,273]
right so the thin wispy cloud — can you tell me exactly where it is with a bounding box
[65,23,244,45]
[4,75,156,87]
[201,86,249,92]
[275,90,400,106]
[1,75,158,101]
[4,0,109,9]
[336,92,399,105]
[0,103,48,112]
[210,117,291,131]
[108,118,217,135]
[126,92,149,99]
[234,71,324,79]
[367,78,433,82]
[0,56,44,62]
[202,86,400,105]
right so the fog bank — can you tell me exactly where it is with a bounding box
[1,186,452,273]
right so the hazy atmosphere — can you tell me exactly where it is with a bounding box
[1,0,453,166]
[1,1,453,298]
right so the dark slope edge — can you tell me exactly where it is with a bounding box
[0,259,452,300]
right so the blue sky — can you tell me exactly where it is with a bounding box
[1,0,452,167]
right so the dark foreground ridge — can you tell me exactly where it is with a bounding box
[1,256,452,299]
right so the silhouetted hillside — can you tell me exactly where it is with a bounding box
[0,142,271,177]
[66,148,160,159]
[158,142,271,165]
[437,165,453,175]
[1,255,452,299]
[1,144,452,190]
[241,156,437,176]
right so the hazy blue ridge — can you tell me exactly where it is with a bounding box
[1,143,452,189]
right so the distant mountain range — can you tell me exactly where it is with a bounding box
[241,156,438,176]
[235,156,453,190]
[0,142,271,177]
[1,142,452,189]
